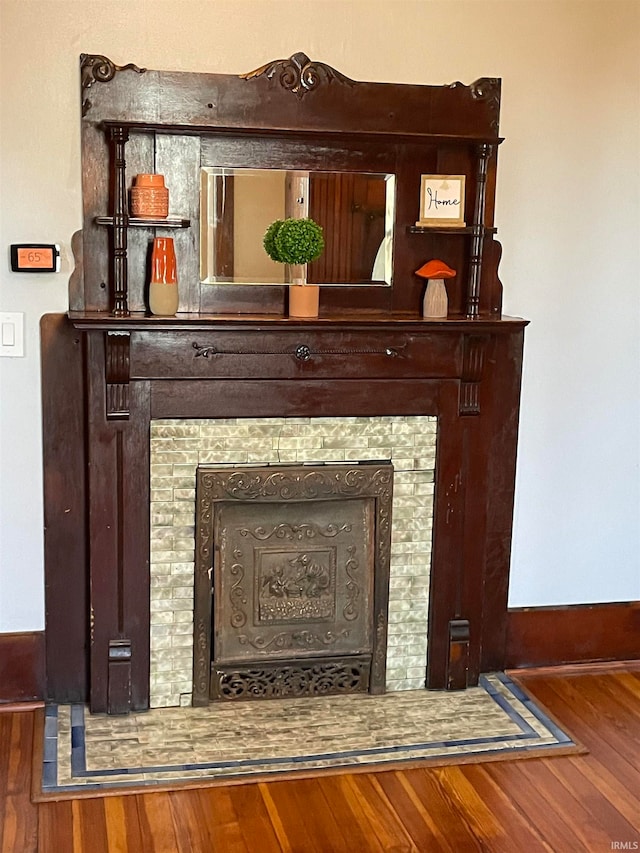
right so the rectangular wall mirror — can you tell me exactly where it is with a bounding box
[200,168,395,286]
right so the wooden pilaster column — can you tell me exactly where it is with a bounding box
[86,331,150,713]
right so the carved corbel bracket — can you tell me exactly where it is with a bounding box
[240,51,355,98]
[105,331,130,420]
[459,335,487,416]
[80,53,146,117]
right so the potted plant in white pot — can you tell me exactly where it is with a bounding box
[263,217,325,318]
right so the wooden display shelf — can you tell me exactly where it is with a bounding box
[95,215,191,228]
[407,226,498,235]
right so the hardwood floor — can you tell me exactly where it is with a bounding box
[2,664,639,852]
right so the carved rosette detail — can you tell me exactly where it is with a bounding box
[80,53,146,117]
[240,51,355,98]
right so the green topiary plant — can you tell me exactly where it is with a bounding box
[263,219,284,263]
[263,217,325,266]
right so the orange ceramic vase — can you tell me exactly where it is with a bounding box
[149,237,179,316]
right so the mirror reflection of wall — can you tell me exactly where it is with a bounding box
[200,168,395,286]
[234,170,287,283]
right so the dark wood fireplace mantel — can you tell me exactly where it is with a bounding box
[41,53,526,714]
[43,311,526,712]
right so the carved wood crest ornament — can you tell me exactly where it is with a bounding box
[241,51,355,98]
[449,77,501,132]
[80,53,146,117]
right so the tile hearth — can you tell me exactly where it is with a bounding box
[40,673,578,794]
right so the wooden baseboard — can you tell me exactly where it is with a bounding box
[0,632,45,703]
[506,601,640,669]
[4,610,635,701]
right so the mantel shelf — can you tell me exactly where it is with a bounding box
[95,216,191,228]
[67,310,527,333]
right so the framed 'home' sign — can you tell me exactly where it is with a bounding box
[416,174,466,227]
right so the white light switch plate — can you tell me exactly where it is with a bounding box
[0,312,24,357]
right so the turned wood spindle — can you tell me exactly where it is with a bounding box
[466,142,494,319]
[109,125,130,317]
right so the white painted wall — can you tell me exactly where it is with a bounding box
[1,0,638,631]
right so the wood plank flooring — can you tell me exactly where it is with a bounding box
[1,664,639,852]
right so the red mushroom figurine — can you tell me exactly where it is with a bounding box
[415,259,456,319]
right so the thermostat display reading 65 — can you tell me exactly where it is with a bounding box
[10,244,60,273]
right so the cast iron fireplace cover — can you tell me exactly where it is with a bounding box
[192,463,393,704]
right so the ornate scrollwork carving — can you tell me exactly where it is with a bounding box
[470,77,501,132]
[194,615,210,698]
[447,77,501,133]
[80,53,146,117]
[192,342,217,358]
[239,522,351,541]
[237,628,349,652]
[201,465,393,503]
[229,562,247,628]
[240,51,355,99]
[343,545,360,622]
[212,657,370,700]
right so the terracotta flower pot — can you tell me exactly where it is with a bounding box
[289,285,320,318]
[131,174,169,219]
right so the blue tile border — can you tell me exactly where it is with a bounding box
[41,673,576,793]
[493,672,573,744]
